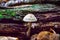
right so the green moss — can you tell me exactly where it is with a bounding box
[0,14,4,19]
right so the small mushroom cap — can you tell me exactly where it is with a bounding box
[23,14,37,22]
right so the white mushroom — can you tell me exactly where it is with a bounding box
[23,14,37,36]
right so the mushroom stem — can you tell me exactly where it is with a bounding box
[26,22,31,37]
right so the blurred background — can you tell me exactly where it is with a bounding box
[0,0,60,40]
